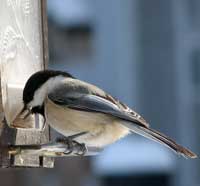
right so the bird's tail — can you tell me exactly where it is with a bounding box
[122,122,197,158]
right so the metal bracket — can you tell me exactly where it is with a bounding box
[8,142,102,158]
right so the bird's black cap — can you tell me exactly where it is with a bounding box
[23,70,74,104]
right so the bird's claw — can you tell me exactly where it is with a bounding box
[55,132,88,156]
[72,141,87,156]
[56,137,87,156]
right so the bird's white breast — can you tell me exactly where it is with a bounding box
[45,98,129,147]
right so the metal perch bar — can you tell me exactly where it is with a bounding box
[8,142,102,157]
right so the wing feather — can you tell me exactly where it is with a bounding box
[48,80,149,128]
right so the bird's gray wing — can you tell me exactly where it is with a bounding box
[48,86,149,128]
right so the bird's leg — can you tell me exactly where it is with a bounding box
[55,131,88,142]
[55,131,88,155]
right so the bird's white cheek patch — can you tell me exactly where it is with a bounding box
[31,86,48,107]
[30,76,66,107]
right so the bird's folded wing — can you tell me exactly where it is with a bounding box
[48,92,149,128]
[48,84,197,158]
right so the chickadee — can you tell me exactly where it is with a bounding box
[17,70,196,158]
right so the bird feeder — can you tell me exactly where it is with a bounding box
[0,0,53,168]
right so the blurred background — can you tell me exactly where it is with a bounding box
[1,0,199,186]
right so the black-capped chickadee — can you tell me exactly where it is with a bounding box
[17,70,197,158]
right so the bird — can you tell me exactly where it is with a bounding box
[15,69,197,158]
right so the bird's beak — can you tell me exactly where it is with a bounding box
[11,105,32,128]
[16,105,31,120]
[11,104,37,129]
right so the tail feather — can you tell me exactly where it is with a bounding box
[122,122,197,159]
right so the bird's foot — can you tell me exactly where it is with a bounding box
[72,141,87,156]
[55,132,88,156]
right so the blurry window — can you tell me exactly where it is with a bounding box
[187,0,200,29]
[191,50,200,85]
[47,0,93,64]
